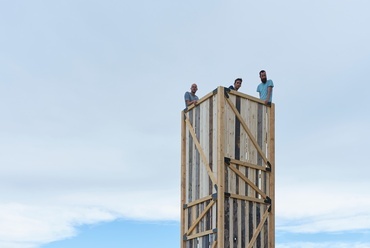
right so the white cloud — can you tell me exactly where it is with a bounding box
[277,242,370,248]
[0,188,179,248]
[0,203,114,248]
[277,182,370,233]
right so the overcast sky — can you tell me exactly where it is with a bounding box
[1,1,370,248]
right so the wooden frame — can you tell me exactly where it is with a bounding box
[181,87,275,248]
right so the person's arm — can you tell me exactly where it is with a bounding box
[185,92,198,106]
[186,99,198,106]
[265,86,273,105]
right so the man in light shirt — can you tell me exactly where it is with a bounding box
[184,83,199,107]
[257,70,274,106]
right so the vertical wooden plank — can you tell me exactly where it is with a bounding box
[251,101,258,247]
[206,100,211,198]
[209,97,214,195]
[199,104,204,202]
[194,105,201,203]
[235,95,241,163]
[263,204,268,248]
[241,199,247,248]
[212,94,218,239]
[229,198,233,247]
[205,97,213,243]
[189,109,196,248]
[256,203,261,248]
[262,106,268,248]
[248,201,254,245]
[232,199,238,248]
[188,109,194,204]
[237,199,242,248]
[239,98,247,195]
[199,101,207,240]
[244,99,251,247]
[233,95,241,248]
[225,95,233,195]
[226,94,235,248]
[256,104,263,248]
[217,87,226,248]
[200,104,206,238]
[239,97,247,248]
[228,97,235,194]
[204,201,211,247]
[203,99,212,248]
[257,104,263,165]
[195,105,201,236]
[181,110,187,248]
[249,100,258,167]
[269,104,275,248]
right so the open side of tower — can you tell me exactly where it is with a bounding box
[181,86,275,248]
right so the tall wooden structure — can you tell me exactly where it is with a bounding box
[181,86,275,248]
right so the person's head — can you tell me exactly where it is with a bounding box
[190,83,198,94]
[259,70,267,83]
[234,78,242,91]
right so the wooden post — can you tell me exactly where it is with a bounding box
[269,104,275,248]
[216,86,225,248]
[180,111,186,248]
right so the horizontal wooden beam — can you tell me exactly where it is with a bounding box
[186,229,215,241]
[227,193,266,205]
[184,194,213,208]
[229,158,268,172]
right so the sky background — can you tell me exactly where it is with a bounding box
[1,0,370,248]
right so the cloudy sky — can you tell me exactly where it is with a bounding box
[1,1,370,248]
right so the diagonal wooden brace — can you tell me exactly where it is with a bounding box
[247,207,270,248]
[225,97,269,165]
[227,162,267,199]
[185,199,216,236]
[185,117,217,186]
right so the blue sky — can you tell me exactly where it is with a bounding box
[1,0,370,248]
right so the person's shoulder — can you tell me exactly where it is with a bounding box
[268,80,274,86]
[229,85,235,90]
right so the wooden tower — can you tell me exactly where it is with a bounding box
[181,86,275,248]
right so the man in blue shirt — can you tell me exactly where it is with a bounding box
[257,70,274,105]
[184,83,199,107]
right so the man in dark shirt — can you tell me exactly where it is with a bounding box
[229,78,242,91]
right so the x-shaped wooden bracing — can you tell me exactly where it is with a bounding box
[184,199,216,237]
[225,97,270,166]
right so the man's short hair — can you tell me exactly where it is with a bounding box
[259,70,266,75]
[234,78,242,83]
